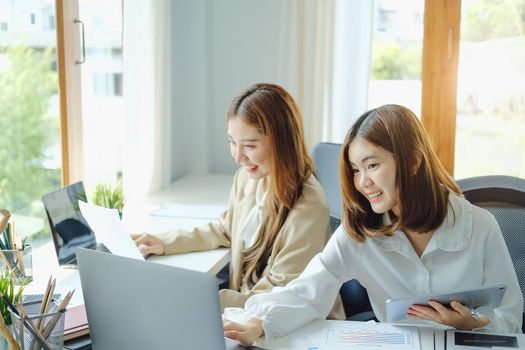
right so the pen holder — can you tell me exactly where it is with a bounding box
[0,244,32,284]
[9,299,65,350]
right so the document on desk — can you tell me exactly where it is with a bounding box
[150,202,227,219]
[78,201,144,261]
[287,320,421,350]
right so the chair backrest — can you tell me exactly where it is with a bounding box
[312,142,343,233]
[457,175,525,331]
[312,142,374,319]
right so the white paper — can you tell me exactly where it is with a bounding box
[150,202,227,219]
[288,321,421,350]
[78,201,144,260]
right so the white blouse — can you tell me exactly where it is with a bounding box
[225,194,523,340]
[238,179,267,249]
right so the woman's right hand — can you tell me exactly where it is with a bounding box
[131,233,165,257]
[223,317,264,346]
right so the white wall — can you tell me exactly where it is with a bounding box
[169,0,373,181]
[171,0,209,179]
[170,0,284,179]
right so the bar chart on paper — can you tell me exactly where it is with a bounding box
[325,325,420,349]
[287,320,421,350]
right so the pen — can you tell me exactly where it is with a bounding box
[36,277,55,331]
[3,227,10,250]
[8,222,15,251]
[41,290,75,340]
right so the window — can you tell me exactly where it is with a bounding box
[0,0,61,248]
[0,0,124,250]
[79,0,124,189]
[368,0,424,114]
[455,0,525,178]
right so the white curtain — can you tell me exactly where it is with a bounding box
[330,0,374,142]
[122,0,172,202]
[277,0,373,147]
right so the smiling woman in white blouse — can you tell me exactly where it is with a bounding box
[132,83,344,317]
[223,104,523,346]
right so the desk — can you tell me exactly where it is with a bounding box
[24,175,233,349]
[122,173,232,275]
[26,174,234,305]
[122,212,231,275]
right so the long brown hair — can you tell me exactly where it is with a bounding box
[227,83,315,288]
[339,104,461,242]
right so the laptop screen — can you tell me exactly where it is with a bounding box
[42,182,96,265]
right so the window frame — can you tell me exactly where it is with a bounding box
[55,0,84,186]
[421,0,461,176]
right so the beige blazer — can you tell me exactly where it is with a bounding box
[157,169,345,319]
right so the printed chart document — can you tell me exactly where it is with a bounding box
[78,201,144,260]
[286,320,421,350]
[150,202,227,219]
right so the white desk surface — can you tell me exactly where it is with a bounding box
[122,173,232,275]
[26,174,233,306]
[27,243,230,308]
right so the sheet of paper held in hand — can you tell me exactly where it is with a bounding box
[78,201,144,261]
[285,320,421,350]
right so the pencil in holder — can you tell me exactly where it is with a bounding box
[0,244,32,284]
[9,299,65,350]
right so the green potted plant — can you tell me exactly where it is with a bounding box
[92,181,126,217]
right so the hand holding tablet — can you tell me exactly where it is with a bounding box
[386,284,507,323]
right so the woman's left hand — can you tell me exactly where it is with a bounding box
[407,300,490,330]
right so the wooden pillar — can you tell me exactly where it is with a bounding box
[421,0,461,176]
[55,0,84,185]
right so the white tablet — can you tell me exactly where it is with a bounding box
[386,284,507,323]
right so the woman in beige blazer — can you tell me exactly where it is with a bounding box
[133,83,342,316]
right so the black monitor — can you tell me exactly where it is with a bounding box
[42,181,97,266]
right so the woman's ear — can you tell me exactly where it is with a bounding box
[412,152,423,175]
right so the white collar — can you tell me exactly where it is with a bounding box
[371,193,473,253]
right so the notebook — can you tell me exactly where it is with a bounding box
[76,248,254,350]
[42,182,109,266]
[64,304,89,341]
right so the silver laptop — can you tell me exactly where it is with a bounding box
[76,248,252,350]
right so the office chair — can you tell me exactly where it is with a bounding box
[457,175,525,332]
[312,142,375,321]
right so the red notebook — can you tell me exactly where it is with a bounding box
[64,304,90,341]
